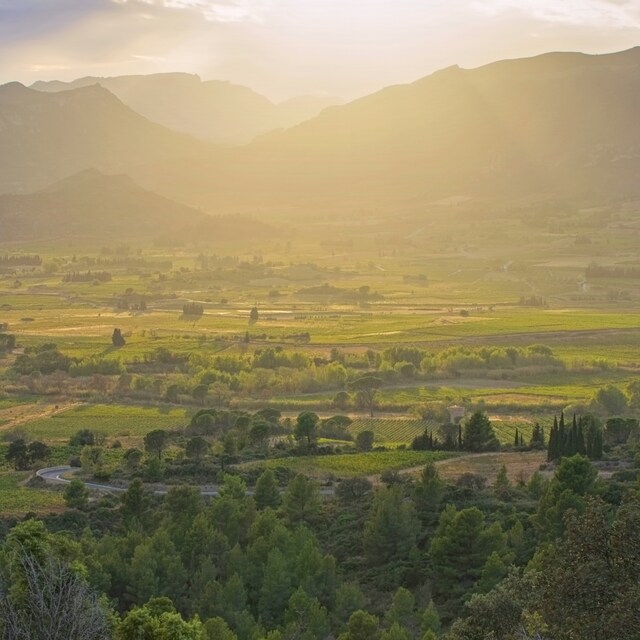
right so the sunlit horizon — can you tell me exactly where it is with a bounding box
[1,0,639,100]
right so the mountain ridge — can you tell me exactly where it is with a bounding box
[31,73,340,144]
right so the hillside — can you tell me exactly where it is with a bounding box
[7,49,640,211]
[132,47,640,211]
[32,73,339,144]
[0,82,209,194]
[0,169,207,241]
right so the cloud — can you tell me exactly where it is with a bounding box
[111,0,272,22]
[473,0,640,28]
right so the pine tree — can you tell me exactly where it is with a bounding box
[254,469,281,510]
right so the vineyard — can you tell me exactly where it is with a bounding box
[348,417,435,443]
[490,417,554,446]
[245,450,456,479]
[13,404,189,443]
[345,414,555,449]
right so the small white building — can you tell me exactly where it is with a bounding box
[448,405,465,424]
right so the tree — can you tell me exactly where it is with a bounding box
[283,587,330,640]
[5,439,29,470]
[536,454,598,539]
[591,384,627,415]
[259,548,291,628]
[429,505,508,615]
[530,423,545,449]
[0,552,111,640]
[536,496,640,639]
[338,611,379,640]
[144,429,169,461]
[26,441,50,464]
[254,469,281,510]
[333,583,366,628]
[185,436,210,461]
[64,479,90,510]
[386,587,417,632]
[294,412,319,447]
[349,376,383,417]
[203,617,238,640]
[363,486,419,565]
[413,462,444,526]
[332,391,351,411]
[249,420,271,449]
[283,474,321,525]
[494,464,511,498]
[249,306,259,322]
[420,600,441,637]
[355,430,375,452]
[123,448,144,473]
[112,328,126,347]
[380,624,411,640]
[462,412,499,452]
[80,445,105,475]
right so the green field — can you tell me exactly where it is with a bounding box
[0,472,65,516]
[242,450,456,479]
[13,404,189,443]
[348,417,432,442]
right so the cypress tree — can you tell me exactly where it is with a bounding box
[547,421,557,462]
[592,429,604,460]
[558,413,566,456]
[458,424,463,450]
[514,428,520,447]
[577,422,586,456]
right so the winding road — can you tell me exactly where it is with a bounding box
[36,466,336,497]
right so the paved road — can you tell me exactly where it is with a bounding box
[36,466,223,496]
[36,466,336,497]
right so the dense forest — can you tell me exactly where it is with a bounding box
[1,445,639,639]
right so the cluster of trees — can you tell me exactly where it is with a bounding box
[0,254,42,267]
[586,262,640,279]
[295,284,384,304]
[5,438,50,470]
[183,303,204,317]
[2,452,639,639]
[547,414,604,462]
[412,412,502,453]
[63,271,112,283]
[12,343,72,375]
[0,332,15,353]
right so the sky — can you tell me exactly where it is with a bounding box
[1,0,639,101]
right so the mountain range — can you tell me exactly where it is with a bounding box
[32,73,339,145]
[2,48,640,220]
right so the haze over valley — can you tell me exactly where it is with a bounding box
[1,3,640,639]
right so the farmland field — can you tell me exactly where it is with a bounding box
[11,404,189,443]
[241,450,457,479]
[0,472,65,516]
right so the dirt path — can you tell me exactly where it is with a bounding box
[0,402,83,432]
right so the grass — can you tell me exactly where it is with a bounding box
[432,451,548,485]
[240,450,456,479]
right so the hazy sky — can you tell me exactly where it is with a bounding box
[1,0,639,100]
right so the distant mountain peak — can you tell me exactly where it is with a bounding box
[30,73,342,144]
